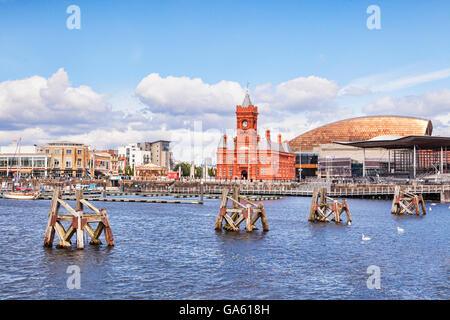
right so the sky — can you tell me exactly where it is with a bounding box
[0,0,449,163]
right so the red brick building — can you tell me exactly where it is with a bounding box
[216,92,296,181]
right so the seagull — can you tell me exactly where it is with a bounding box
[429,207,432,211]
[397,226,405,233]
[347,221,352,226]
[431,203,437,206]
[362,234,371,241]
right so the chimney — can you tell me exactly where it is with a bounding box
[278,134,282,144]
[223,134,227,145]
[257,134,260,143]
[266,129,271,141]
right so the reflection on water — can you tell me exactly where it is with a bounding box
[0,196,448,299]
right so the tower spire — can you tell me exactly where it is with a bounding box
[242,82,252,107]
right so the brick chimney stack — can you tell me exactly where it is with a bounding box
[278,134,282,144]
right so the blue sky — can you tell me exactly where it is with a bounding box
[0,0,449,161]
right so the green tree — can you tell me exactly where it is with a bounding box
[195,166,203,178]
[173,162,191,176]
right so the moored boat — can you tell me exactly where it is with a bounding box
[2,191,40,200]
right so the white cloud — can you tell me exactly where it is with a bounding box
[2,70,448,164]
[364,89,450,117]
[254,76,339,112]
[136,73,245,115]
[0,68,110,129]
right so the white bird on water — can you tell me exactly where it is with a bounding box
[362,234,371,241]
[397,226,405,233]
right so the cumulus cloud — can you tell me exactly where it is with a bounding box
[136,73,339,117]
[2,69,448,163]
[136,73,245,115]
[254,76,339,112]
[0,68,111,130]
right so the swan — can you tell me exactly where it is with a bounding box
[362,234,371,241]
[397,226,405,233]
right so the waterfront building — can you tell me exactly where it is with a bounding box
[41,141,90,178]
[118,143,151,169]
[102,149,119,175]
[89,151,113,177]
[335,135,450,178]
[118,141,172,171]
[289,116,433,178]
[0,145,50,178]
[216,92,296,181]
[134,163,167,180]
[149,140,172,170]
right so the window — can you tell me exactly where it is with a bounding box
[65,160,72,168]
[34,157,46,168]
[77,158,82,168]
[77,149,82,155]
[66,149,72,154]
[21,157,32,167]
[54,149,60,154]
[54,158,60,168]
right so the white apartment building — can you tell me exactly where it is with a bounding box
[118,143,151,169]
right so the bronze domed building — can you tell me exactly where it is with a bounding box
[289,116,432,152]
[289,116,433,179]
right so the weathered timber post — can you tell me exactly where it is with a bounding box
[391,185,426,215]
[308,187,352,224]
[214,187,269,232]
[43,187,114,249]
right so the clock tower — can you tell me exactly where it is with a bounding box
[236,91,258,134]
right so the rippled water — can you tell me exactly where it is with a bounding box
[0,196,448,299]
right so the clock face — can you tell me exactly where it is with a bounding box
[242,120,248,128]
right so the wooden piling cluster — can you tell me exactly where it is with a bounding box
[391,186,426,215]
[43,188,114,249]
[214,186,269,232]
[308,187,352,224]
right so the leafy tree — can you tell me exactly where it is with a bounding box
[195,166,203,178]
[173,162,191,176]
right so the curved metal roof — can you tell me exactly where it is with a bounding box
[334,135,450,150]
[289,116,433,152]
